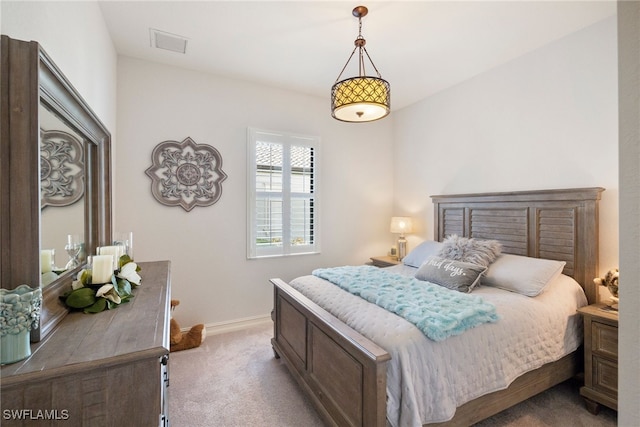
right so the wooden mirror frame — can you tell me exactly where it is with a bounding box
[1,36,112,341]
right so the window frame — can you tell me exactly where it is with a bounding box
[247,127,320,259]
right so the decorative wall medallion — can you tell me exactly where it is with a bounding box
[40,129,85,209]
[145,137,228,212]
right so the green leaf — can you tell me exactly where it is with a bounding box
[80,269,92,285]
[84,297,107,313]
[118,254,133,269]
[60,288,74,299]
[65,287,96,308]
[115,277,132,297]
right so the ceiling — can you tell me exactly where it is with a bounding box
[98,1,616,111]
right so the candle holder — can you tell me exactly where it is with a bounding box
[114,231,134,259]
[61,255,142,314]
[64,234,83,270]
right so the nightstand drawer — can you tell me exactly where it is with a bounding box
[593,355,618,396]
[578,303,618,413]
[592,321,618,358]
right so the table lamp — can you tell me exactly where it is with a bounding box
[390,217,413,261]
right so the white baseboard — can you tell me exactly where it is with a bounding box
[185,315,271,337]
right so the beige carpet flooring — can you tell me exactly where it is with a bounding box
[169,323,617,427]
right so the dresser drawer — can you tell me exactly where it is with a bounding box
[592,321,618,358]
[592,355,618,396]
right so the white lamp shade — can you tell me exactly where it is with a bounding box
[390,217,413,234]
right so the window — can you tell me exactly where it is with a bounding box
[247,128,320,258]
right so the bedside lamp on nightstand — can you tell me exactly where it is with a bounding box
[390,217,413,261]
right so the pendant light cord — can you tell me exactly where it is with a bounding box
[333,13,383,83]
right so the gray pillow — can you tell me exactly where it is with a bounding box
[437,235,502,268]
[415,256,487,293]
[482,254,566,296]
[402,240,444,268]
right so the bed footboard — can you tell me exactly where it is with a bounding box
[270,278,391,427]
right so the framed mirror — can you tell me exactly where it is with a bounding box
[1,35,112,341]
[40,103,86,284]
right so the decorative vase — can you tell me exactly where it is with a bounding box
[1,285,42,365]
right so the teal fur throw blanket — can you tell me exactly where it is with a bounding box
[312,265,499,341]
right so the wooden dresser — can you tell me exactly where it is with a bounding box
[578,303,618,414]
[1,261,171,426]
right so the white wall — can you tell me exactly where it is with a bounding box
[115,57,393,328]
[1,1,117,133]
[617,1,640,424]
[393,17,619,279]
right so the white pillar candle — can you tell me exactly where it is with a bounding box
[40,250,53,273]
[97,246,122,270]
[91,255,114,284]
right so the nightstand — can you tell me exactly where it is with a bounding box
[577,303,618,414]
[369,255,400,268]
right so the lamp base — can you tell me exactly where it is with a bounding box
[397,236,407,261]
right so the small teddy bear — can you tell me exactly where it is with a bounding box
[170,299,206,352]
[593,268,619,309]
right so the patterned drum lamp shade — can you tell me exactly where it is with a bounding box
[331,5,390,123]
[331,76,390,122]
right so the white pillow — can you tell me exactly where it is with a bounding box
[402,240,444,268]
[482,253,566,296]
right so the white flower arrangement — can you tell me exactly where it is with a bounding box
[62,255,141,314]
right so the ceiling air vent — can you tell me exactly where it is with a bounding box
[149,28,188,54]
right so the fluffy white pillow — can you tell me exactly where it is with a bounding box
[437,235,502,268]
[415,256,487,293]
[402,240,444,268]
[482,253,566,296]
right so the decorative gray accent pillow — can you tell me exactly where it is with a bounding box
[482,253,566,296]
[402,240,444,268]
[437,235,502,268]
[415,256,487,293]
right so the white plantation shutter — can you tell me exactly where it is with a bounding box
[247,128,320,258]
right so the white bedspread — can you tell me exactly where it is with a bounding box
[289,265,587,427]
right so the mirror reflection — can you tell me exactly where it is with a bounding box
[39,103,86,286]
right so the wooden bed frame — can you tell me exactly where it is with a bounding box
[271,187,604,427]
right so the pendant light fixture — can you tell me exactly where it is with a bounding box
[331,5,390,123]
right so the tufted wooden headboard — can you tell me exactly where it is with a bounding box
[431,187,604,304]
